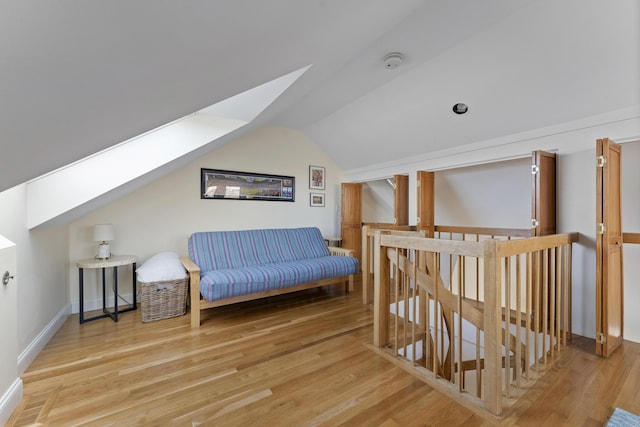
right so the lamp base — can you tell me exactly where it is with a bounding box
[97,243,111,259]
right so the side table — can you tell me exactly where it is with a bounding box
[77,255,138,324]
[324,236,342,247]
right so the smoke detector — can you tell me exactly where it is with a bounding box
[383,52,404,69]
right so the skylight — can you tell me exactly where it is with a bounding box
[26,66,310,228]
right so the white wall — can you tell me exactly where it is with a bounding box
[622,140,640,342]
[557,149,597,338]
[0,185,69,356]
[362,180,394,224]
[435,158,530,229]
[0,236,19,426]
[361,159,531,228]
[0,184,69,423]
[68,126,344,308]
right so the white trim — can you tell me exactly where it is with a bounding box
[17,304,71,375]
[619,135,640,144]
[26,66,309,229]
[0,378,23,427]
[343,106,640,182]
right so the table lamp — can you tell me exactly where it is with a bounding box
[93,224,115,259]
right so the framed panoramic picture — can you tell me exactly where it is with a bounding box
[310,193,325,207]
[201,169,295,202]
[309,165,325,190]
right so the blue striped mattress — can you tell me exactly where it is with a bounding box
[188,227,359,301]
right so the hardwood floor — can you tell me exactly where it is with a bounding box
[7,278,640,426]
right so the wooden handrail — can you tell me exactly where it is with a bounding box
[363,222,416,231]
[380,234,485,257]
[434,225,531,238]
[497,233,579,257]
[365,228,424,237]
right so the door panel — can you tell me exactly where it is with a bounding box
[531,151,557,329]
[596,138,624,357]
[531,151,556,236]
[394,174,409,226]
[416,171,434,236]
[341,183,362,264]
[0,237,18,405]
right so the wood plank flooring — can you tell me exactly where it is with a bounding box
[7,278,640,426]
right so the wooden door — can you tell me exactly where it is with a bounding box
[596,138,624,357]
[341,183,362,264]
[416,171,435,236]
[531,151,556,236]
[394,174,409,226]
[531,151,557,329]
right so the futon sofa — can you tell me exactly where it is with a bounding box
[180,227,359,327]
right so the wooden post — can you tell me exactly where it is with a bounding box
[417,230,428,332]
[180,256,202,328]
[341,183,362,264]
[416,171,435,237]
[362,224,370,304]
[373,231,390,347]
[483,239,502,415]
[394,174,409,226]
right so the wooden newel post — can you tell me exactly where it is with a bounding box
[373,231,390,347]
[483,238,503,415]
[361,224,371,304]
[417,230,428,332]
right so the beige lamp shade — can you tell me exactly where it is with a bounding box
[93,224,115,242]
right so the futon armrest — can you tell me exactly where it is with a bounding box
[328,246,354,257]
[180,256,201,275]
[180,256,203,328]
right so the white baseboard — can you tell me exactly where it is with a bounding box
[0,378,23,427]
[70,292,136,314]
[18,304,71,375]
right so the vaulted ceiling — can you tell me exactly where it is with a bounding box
[1,0,638,195]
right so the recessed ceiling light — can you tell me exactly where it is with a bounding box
[452,103,468,114]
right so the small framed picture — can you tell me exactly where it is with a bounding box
[310,193,325,207]
[309,165,325,190]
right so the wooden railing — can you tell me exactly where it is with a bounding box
[362,224,530,305]
[624,233,640,244]
[370,228,578,418]
[433,225,532,239]
[362,224,418,304]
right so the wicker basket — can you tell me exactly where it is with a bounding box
[139,277,188,322]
